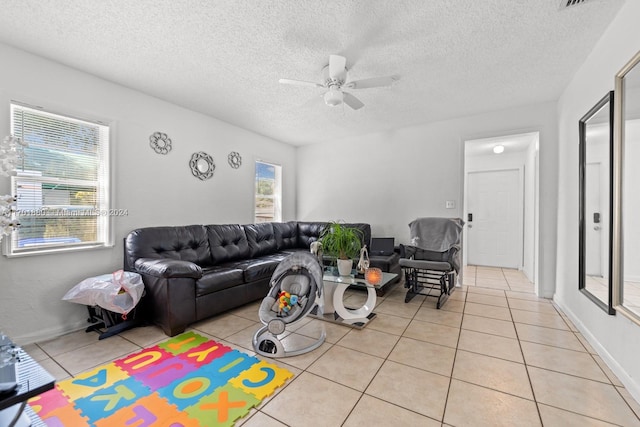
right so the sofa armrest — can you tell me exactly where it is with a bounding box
[134,258,203,279]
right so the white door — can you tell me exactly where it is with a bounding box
[467,169,521,268]
[585,162,602,276]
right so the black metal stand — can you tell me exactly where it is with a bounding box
[404,268,456,308]
[85,305,145,340]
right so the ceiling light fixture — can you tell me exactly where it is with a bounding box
[493,145,505,154]
[324,88,343,107]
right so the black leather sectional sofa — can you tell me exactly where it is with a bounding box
[124,221,400,336]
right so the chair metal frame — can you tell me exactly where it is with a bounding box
[400,245,460,309]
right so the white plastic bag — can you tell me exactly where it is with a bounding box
[62,270,144,315]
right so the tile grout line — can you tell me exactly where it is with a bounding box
[505,277,545,427]
[440,281,469,425]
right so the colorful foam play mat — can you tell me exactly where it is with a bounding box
[28,331,294,426]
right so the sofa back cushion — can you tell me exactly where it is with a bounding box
[273,221,298,250]
[244,223,278,257]
[206,224,251,264]
[297,222,327,249]
[344,223,372,248]
[125,225,212,269]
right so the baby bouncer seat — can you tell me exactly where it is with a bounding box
[399,217,464,308]
[253,251,326,358]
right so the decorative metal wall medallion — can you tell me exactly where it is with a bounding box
[228,151,242,169]
[189,152,215,180]
[149,132,172,154]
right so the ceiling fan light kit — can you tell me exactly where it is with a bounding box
[279,54,399,110]
[324,88,343,107]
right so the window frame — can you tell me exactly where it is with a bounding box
[254,160,282,223]
[4,102,114,257]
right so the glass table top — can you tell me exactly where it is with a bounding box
[322,270,397,289]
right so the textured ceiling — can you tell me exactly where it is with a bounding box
[0,0,626,146]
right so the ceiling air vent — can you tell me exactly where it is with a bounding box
[560,0,590,8]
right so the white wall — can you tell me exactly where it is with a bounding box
[0,43,297,343]
[556,0,640,401]
[297,102,557,298]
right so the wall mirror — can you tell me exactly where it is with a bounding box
[579,91,614,314]
[189,152,215,180]
[614,51,640,321]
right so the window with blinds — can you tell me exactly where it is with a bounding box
[7,103,112,255]
[254,160,282,223]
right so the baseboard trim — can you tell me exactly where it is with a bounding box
[553,295,640,405]
[12,320,89,346]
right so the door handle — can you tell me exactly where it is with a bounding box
[594,225,601,231]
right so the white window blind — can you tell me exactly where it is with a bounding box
[254,160,282,223]
[8,103,111,255]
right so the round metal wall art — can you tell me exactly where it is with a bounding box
[149,132,172,154]
[189,152,215,180]
[228,151,242,169]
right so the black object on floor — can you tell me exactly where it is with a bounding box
[85,305,146,340]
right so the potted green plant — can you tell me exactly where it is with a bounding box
[320,222,363,276]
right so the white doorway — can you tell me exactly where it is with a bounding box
[585,162,603,277]
[467,168,522,268]
[464,132,539,284]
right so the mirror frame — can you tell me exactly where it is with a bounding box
[579,91,615,314]
[613,50,640,322]
[189,151,216,181]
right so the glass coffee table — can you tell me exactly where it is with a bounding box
[311,270,397,328]
[0,335,55,427]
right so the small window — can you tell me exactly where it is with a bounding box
[7,103,112,256]
[254,160,281,223]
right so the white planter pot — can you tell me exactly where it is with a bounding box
[337,259,353,276]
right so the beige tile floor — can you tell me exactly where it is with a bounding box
[24,266,640,426]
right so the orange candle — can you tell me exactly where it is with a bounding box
[365,267,382,285]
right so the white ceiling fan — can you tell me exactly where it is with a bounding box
[279,54,399,110]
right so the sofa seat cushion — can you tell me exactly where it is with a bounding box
[196,266,244,296]
[274,248,306,258]
[231,258,281,282]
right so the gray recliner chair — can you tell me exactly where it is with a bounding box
[399,217,464,308]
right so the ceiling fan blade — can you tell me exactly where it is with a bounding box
[343,92,364,110]
[329,54,347,80]
[343,75,400,89]
[279,78,324,88]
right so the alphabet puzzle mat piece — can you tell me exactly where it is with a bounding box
[38,401,90,427]
[57,362,129,401]
[228,360,294,400]
[95,393,200,427]
[73,376,150,424]
[159,331,209,355]
[114,345,174,376]
[184,383,260,427]
[178,338,232,367]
